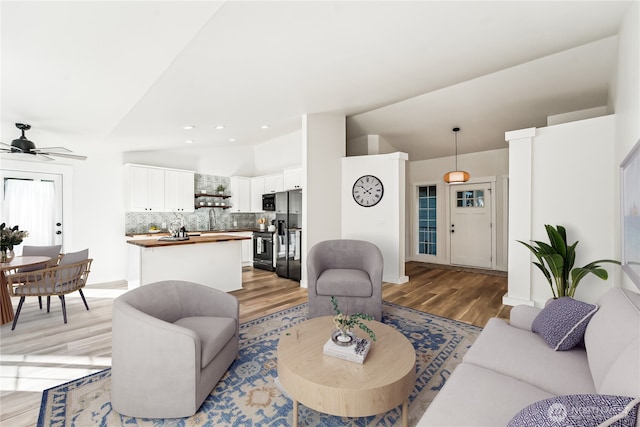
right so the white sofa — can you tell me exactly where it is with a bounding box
[418,287,640,426]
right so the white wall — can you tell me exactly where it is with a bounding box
[253,131,302,175]
[122,130,303,178]
[346,135,398,156]
[303,114,345,287]
[407,148,509,269]
[613,1,640,292]
[1,145,128,285]
[507,115,617,307]
[342,152,409,284]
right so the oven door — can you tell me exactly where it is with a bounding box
[253,233,274,271]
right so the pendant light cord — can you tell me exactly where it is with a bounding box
[453,127,460,170]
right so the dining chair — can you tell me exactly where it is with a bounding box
[13,245,62,310]
[6,249,92,330]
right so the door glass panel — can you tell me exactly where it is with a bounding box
[418,185,437,255]
[3,178,56,247]
[456,190,484,208]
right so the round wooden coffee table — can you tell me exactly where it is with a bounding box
[277,316,416,426]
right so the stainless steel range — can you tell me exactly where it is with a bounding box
[253,231,275,271]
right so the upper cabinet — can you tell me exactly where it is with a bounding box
[250,177,265,212]
[165,170,195,212]
[230,176,251,213]
[263,173,284,194]
[283,168,302,190]
[125,164,194,212]
[125,165,165,212]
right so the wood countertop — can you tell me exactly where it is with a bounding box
[126,228,259,238]
[126,234,251,248]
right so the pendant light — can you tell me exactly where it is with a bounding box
[443,127,470,183]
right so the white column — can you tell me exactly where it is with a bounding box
[302,114,346,288]
[503,128,536,306]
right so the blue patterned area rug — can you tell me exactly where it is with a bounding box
[37,302,481,426]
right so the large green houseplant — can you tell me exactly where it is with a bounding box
[518,225,620,298]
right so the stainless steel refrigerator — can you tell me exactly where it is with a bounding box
[275,189,302,281]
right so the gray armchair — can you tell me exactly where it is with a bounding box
[111,280,239,418]
[307,239,383,321]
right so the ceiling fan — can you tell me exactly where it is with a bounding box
[0,123,87,161]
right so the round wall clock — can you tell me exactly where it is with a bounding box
[352,175,384,207]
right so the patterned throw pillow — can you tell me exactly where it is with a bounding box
[532,297,598,351]
[507,395,640,427]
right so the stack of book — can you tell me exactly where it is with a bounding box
[323,336,371,364]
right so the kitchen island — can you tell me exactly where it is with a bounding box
[126,234,251,291]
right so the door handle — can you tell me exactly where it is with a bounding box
[56,222,62,226]
[56,231,62,235]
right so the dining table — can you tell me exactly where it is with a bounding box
[0,256,51,325]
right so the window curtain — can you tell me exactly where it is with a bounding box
[3,179,55,253]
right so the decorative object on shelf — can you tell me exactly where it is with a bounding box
[518,224,620,298]
[443,127,470,183]
[352,175,384,207]
[0,223,28,263]
[330,296,376,346]
[216,184,226,195]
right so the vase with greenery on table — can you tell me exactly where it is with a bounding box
[331,296,376,346]
[518,224,620,298]
[0,223,29,263]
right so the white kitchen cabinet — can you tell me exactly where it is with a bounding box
[125,164,195,212]
[251,177,265,212]
[125,165,165,212]
[230,176,251,212]
[283,168,303,190]
[263,173,283,194]
[165,170,195,212]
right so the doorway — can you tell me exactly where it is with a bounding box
[449,182,493,268]
[1,171,64,253]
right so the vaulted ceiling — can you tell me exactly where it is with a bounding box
[0,1,632,162]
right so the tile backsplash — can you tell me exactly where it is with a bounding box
[125,173,275,233]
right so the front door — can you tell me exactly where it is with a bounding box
[1,171,64,253]
[449,183,492,268]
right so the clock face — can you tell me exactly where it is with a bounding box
[352,175,384,207]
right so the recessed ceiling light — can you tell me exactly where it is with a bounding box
[215,125,225,130]
[183,125,195,130]
[185,140,194,144]
[229,138,236,142]
[261,125,270,129]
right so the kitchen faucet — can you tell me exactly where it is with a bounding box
[209,208,216,231]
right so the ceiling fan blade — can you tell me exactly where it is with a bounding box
[39,154,56,161]
[42,151,87,160]
[1,141,24,152]
[33,146,72,153]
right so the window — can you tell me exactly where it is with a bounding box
[456,190,484,208]
[418,185,437,255]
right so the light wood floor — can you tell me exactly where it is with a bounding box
[0,262,509,426]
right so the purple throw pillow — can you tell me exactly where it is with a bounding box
[507,394,640,427]
[531,297,598,351]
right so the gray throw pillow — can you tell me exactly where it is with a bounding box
[507,394,640,427]
[531,297,598,351]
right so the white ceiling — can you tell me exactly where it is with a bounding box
[0,1,633,162]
